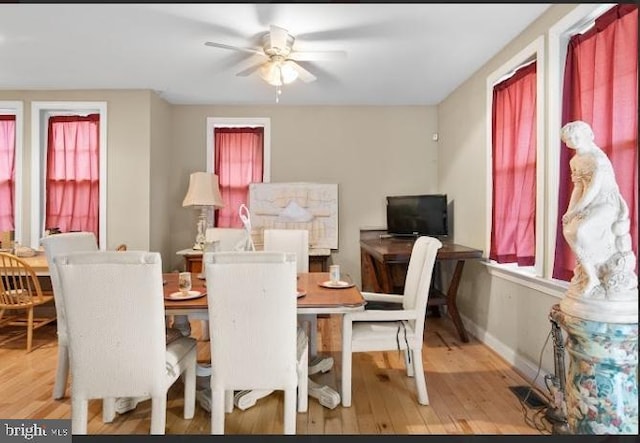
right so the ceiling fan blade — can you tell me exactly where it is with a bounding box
[269,25,289,52]
[236,62,264,77]
[204,41,264,56]
[288,61,317,83]
[289,50,348,61]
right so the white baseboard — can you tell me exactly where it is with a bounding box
[460,313,551,393]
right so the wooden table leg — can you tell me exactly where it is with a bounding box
[446,260,469,343]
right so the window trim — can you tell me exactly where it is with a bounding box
[546,3,616,278]
[486,36,545,277]
[205,117,271,183]
[205,117,271,227]
[30,101,107,249]
[0,101,24,244]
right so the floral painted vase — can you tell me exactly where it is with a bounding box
[554,306,638,434]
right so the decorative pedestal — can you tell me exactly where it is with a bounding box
[551,304,638,434]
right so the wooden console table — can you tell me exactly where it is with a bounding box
[360,230,483,343]
[177,248,330,274]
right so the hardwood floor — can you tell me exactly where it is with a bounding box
[0,314,549,435]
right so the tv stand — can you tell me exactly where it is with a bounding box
[360,229,483,343]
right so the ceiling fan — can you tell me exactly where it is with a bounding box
[204,25,346,97]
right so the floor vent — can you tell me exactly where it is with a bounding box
[509,385,548,409]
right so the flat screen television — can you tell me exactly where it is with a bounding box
[386,194,448,237]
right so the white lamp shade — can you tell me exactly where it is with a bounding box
[182,172,225,208]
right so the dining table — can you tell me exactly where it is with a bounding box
[163,271,366,410]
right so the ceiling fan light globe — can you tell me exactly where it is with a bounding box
[259,62,282,86]
[259,60,298,86]
[280,61,299,84]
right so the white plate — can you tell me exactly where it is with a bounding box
[319,280,355,289]
[165,290,205,301]
[297,289,307,298]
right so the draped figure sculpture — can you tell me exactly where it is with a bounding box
[560,120,637,322]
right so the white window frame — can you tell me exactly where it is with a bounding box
[546,3,615,277]
[205,117,271,225]
[30,101,108,249]
[483,4,618,298]
[485,36,546,279]
[0,101,24,244]
[206,117,271,181]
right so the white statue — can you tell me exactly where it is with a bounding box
[559,121,637,323]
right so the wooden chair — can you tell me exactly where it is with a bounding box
[341,236,442,407]
[0,252,56,352]
[204,251,308,434]
[55,250,196,434]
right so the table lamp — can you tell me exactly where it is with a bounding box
[182,172,225,250]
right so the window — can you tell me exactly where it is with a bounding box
[490,61,537,266]
[553,4,638,280]
[486,37,545,278]
[31,102,107,249]
[486,4,637,293]
[45,114,100,239]
[206,118,271,228]
[0,115,16,233]
[0,101,23,243]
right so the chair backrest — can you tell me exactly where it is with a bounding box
[401,236,442,337]
[205,228,250,252]
[55,251,168,398]
[263,229,309,273]
[41,232,98,345]
[0,252,45,308]
[204,251,298,391]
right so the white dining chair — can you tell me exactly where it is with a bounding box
[204,251,308,434]
[263,229,319,353]
[205,227,250,252]
[341,236,442,407]
[41,232,98,400]
[262,228,339,409]
[54,251,197,434]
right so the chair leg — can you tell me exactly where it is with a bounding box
[53,344,69,399]
[341,315,353,407]
[297,343,308,413]
[211,389,225,434]
[71,397,89,435]
[283,388,296,435]
[412,348,429,405]
[224,390,234,413]
[405,350,415,377]
[150,395,167,434]
[26,307,34,352]
[183,352,196,419]
[102,397,116,423]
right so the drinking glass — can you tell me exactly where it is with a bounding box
[329,265,341,284]
[178,272,192,294]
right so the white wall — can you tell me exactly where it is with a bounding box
[169,105,439,277]
[0,89,158,253]
[437,4,579,381]
[149,92,173,269]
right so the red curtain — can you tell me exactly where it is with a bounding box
[214,127,264,228]
[45,114,100,239]
[490,62,537,265]
[0,115,16,232]
[554,4,638,280]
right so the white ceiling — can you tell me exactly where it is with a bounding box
[0,3,551,106]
